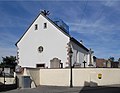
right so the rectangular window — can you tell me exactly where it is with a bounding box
[44,23,47,29]
[35,24,38,30]
[36,64,45,68]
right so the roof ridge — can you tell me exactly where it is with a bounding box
[15,12,70,46]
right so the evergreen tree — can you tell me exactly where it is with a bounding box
[0,56,17,68]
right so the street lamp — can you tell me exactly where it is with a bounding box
[68,45,73,88]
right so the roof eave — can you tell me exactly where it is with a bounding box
[70,37,89,52]
[15,12,43,47]
[15,12,70,47]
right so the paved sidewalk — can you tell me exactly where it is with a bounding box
[1,86,81,93]
[1,85,120,93]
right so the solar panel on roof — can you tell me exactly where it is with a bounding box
[53,18,69,34]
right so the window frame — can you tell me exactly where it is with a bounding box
[35,24,38,30]
[44,23,47,29]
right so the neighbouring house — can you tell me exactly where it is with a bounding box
[15,11,95,68]
[96,58,120,68]
[96,58,108,68]
[118,62,120,68]
[111,61,119,68]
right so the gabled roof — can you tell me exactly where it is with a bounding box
[15,11,89,52]
[70,37,89,52]
[41,13,70,37]
[15,12,70,46]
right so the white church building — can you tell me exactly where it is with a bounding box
[16,11,95,68]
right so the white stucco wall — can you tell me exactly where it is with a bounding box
[25,68,120,87]
[40,69,69,86]
[70,41,95,67]
[0,77,15,84]
[71,41,89,67]
[17,14,69,68]
[87,53,95,67]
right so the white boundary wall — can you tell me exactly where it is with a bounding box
[26,68,120,86]
[40,69,69,86]
[0,77,15,84]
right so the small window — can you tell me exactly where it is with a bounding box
[44,23,47,29]
[36,64,45,68]
[38,46,44,53]
[35,24,38,30]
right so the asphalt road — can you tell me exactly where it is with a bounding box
[80,86,120,93]
[1,86,120,93]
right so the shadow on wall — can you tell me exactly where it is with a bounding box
[0,82,4,85]
[0,76,18,92]
[84,81,98,87]
[0,84,17,92]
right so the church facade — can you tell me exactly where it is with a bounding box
[16,11,95,68]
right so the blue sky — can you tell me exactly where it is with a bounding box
[0,1,120,61]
